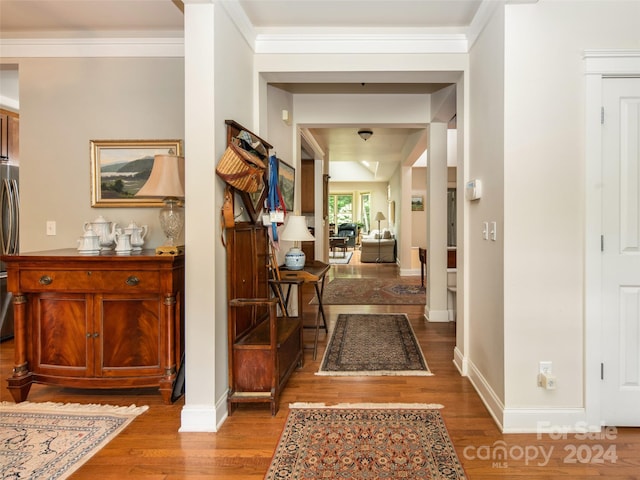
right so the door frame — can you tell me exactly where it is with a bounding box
[584,50,640,427]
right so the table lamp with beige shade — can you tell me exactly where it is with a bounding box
[280,215,315,270]
[136,154,185,255]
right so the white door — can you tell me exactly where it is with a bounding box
[602,77,640,426]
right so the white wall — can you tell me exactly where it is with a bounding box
[265,85,294,175]
[15,57,184,252]
[501,0,640,428]
[468,4,506,409]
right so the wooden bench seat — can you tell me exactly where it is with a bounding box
[228,283,304,416]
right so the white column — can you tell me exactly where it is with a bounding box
[426,123,449,322]
[181,1,219,432]
[399,165,413,272]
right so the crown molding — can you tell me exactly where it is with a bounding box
[466,0,503,50]
[218,0,256,51]
[0,36,184,58]
[584,49,640,75]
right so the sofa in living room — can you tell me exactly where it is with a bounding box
[360,229,396,263]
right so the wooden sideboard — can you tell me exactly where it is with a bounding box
[1,249,184,404]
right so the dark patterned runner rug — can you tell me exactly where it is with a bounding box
[310,277,426,305]
[317,313,432,376]
[264,403,467,480]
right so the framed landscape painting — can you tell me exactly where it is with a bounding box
[411,195,424,211]
[90,139,182,207]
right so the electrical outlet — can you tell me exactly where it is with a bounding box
[538,361,553,387]
[539,361,552,375]
[46,221,56,236]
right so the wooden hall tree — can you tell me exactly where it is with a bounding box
[223,121,303,415]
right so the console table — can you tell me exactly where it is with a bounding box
[278,261,330,360]
[1,249,184,404]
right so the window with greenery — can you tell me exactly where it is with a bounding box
[328,194,354,227]
[360,192,371,233]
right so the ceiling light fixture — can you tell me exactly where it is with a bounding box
[358,129,373,141]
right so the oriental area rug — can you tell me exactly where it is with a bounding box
[312,277,426,305]
[0,401,149,480]
[264,403,467,480]
[317,313,432,376]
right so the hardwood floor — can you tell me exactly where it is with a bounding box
[1,254,639,479]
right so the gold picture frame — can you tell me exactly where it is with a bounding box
[411,195,424,211]
[90,139,182,207]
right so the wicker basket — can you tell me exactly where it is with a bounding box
[216,143,266,193]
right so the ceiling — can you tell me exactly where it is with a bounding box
[0,0,480,180]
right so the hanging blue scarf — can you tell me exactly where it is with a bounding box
[268,154,280,240]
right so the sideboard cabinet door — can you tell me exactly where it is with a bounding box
[32,293,92,377]
[100,295,162,377]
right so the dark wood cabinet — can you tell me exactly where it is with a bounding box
[447,248,456,269]
[1,249,184,404]
[301,159,315,214]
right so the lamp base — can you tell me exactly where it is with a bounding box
[156,245,185,256]
[284,247,305,270]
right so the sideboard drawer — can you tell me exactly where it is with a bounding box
[19,269,161,293]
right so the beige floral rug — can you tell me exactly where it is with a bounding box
[264,403,467,480]
[317,313,432,376]
[0,401,148,479]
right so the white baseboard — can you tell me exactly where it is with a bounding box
[466,359,505,431]
[179,394,228,432]
[453,346,467,375]
[466,358,592,433]
[425,307,449,322]
[502,408,590,434]
[399,267,421,276]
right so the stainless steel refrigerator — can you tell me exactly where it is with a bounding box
[1,161,19,341]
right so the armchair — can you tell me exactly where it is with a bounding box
[336,223,357,248]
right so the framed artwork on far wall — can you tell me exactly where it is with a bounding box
[278,159,295,213]
[90,139,182,207]
[411,195,425,211]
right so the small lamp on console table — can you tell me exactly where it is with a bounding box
[280,215,315,270]
[136,154,185,255]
